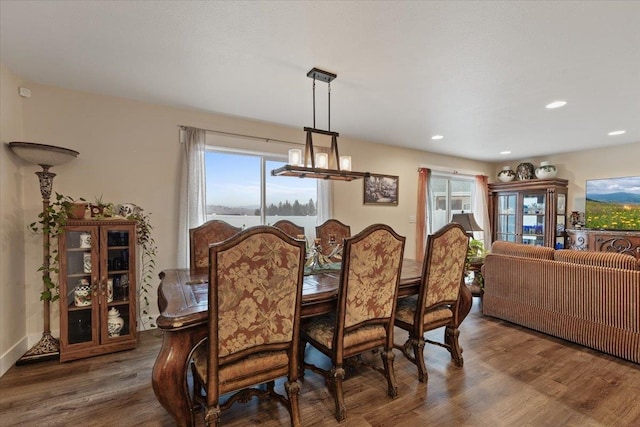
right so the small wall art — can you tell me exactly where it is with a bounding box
[364,174,399,205]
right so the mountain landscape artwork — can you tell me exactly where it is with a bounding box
[585,176,640,231]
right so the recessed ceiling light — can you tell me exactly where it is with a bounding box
[431,135,443,140]
[608,130,626,136]
[546,100,567,109]
[500,151,511,155]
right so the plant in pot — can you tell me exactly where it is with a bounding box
[466,238,487,291]
[90,195,115,218]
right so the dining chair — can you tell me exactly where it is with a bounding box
[189,220,242,274]
[394,222,469,382]
[315,219,351,257]
[299,223,405,422]
[190,225,306,427]
[273,219,305,238]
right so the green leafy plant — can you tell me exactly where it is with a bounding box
[125,210,157,329]
[467,238,486,262]
[29,193,86,301]
[466,238,487,290]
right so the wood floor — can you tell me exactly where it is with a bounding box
[2,301,639,426]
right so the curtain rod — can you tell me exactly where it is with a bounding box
[178,125,304,147]
[419,164,486,177]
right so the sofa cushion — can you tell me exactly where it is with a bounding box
[490,241,555,260]
[554,249,640,270]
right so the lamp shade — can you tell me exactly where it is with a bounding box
[451,212,483,233]
[9,142,79,167]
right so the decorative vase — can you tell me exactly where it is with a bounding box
[516,162,535,180]
[535,161,557,179]
[74,279,92,307]
[497,166,516,182]
[107,308,124,337]
[83,252,92,273]
[106,278,114,303]
[79,232,91,248]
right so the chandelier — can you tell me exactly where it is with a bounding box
[271,68,370,181]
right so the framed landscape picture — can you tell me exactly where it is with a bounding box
[364,174,399,205]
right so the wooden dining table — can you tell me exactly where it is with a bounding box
[152,259,472,427]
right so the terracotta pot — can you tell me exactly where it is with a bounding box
[67,202,88,220]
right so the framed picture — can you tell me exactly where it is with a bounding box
[364,174,399,205]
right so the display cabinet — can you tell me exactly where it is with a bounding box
[488,178,568,248]
[58,220,137,362]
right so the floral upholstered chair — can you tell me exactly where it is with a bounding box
[315,219,351,258]
[394,223,469,382]
[189,220,241,274]
[299,224,405,422]
[273,219,305,238]
[190,226,306,427]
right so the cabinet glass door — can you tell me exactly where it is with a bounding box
[496,194,517,242]
[522,193,545,246]
[556,193,566,248]
[62,228,98,346]
[103,227,135,341]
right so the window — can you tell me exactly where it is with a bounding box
[429,174,475,234]
[205,150,318,239]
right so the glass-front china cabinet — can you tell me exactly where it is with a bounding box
[58,220,137,361]
[489,179,568,249]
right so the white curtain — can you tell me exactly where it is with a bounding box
[177,127,207,267]
[317,180,332,234]
[474,175,491,249]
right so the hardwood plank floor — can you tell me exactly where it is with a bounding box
[1,301,639,426]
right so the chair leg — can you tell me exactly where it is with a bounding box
[285,380,302,427]
[298,341,306,379]
[380,349,398,398]
[330,366,347,422]
[413,336,428,383]
[445,326,464,367]
[204,405,221,427]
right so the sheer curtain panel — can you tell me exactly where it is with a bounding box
[177,127,207,267]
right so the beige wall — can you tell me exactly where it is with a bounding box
[491,142,640,213]
[0,64,27,376]
[1,66,636,374]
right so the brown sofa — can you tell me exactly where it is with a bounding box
[482,241,640,364]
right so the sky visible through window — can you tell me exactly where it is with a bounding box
[205,152,316,209]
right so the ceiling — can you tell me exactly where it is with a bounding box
[1,1,639,162]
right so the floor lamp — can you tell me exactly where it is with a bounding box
[9,142,79,364]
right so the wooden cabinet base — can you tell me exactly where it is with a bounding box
[60,339,137,363]
[566,229,640,260]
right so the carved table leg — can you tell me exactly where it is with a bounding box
[456,283,473,327]
[152,324,207,427]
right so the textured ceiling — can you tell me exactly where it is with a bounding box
[1,1,639,161]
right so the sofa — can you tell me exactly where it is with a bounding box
[482,241,640,364]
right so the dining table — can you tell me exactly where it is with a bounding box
[152,259,472,427]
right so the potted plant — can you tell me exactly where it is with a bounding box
[466,239,487,292]
[90,195,115,218]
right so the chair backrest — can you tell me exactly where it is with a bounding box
[335,224,405,346]
[207,226,306,392]
[273,219,305,238]
[417,223,469,320]
[316,219,351,256]
[189,220,242,273]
